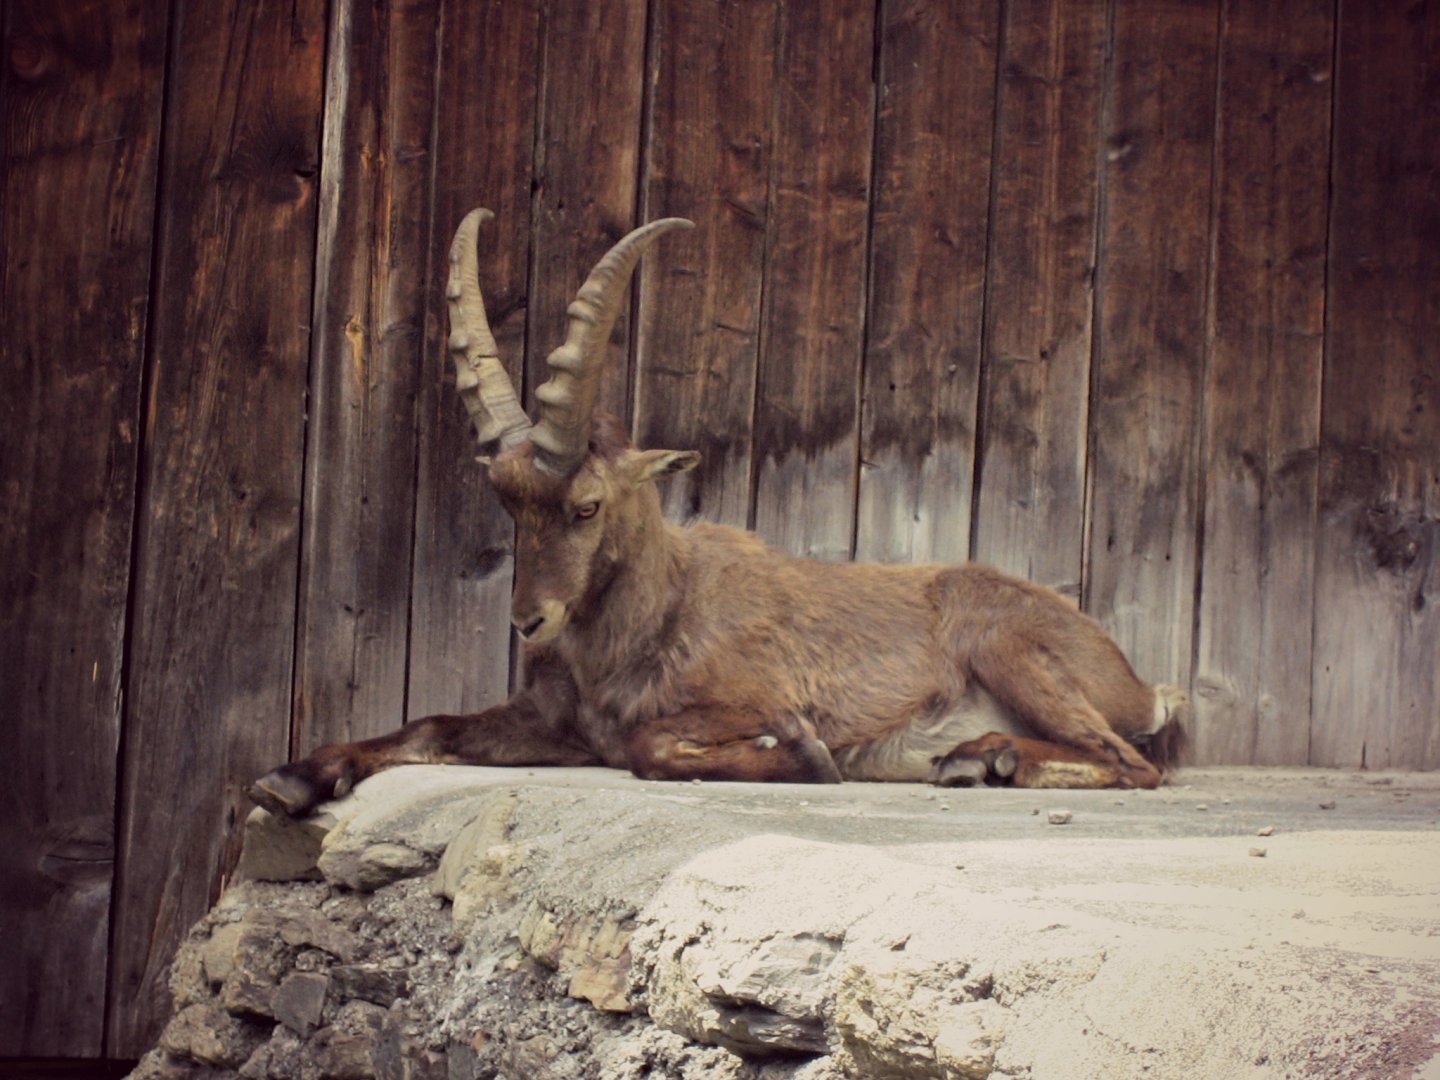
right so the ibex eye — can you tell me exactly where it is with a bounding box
[574,502,600,521]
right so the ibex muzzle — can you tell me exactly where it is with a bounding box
[248,209,1187,820]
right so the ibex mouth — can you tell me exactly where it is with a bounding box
[513,599,569,644]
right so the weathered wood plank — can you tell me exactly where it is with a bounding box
[406,0,541,717]
[0,0,165,1055]
[526,0,648,423]
[855,0,998,566]
[107,0,327,1054]
[1311,2,1440,769]
[634,0,776,528]
[752,0,875,562]
[1191,0,1332,765]
[292,0,439,752]
[1085,0,1217,687]
[971,0,1107,597]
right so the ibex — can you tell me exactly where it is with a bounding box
[249,209,1187,819]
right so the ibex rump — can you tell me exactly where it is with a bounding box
[249,210,1186,818]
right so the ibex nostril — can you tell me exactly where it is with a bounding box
[518,615,545,639]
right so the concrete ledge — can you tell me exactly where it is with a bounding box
[135,767,1440,1078]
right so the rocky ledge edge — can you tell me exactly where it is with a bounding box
[129,765,1440,1079]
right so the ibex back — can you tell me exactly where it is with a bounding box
[249,209,1187,818]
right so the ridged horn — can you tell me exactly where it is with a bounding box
[530,217,695,476]
[446,208,532,450]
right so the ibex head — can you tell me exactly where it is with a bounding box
[447,209,698,644]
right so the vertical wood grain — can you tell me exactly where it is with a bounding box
[0,0,165,1055]
[7,1,1440,1054]
[407,0,541,718]
[972,0,1107,598]
[526,0,649,424]
[1191,0,1332,765]
[292,0,439,754]
[634,0,776,529]
[751,0,875,562]
[1311,1,1440,769]
[855,0,999,566]
[107,0,327,1053]
[1085,0,1217,687]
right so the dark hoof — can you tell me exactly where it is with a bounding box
[246,765,334,818]
[931,734,1023,788]
[930,755,988,788]
[799,737,844,784]
[989,744,1019,779]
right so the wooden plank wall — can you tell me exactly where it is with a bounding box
[1,0,166,1053]
[106,0,329,1047]
[1,0,1436,1059]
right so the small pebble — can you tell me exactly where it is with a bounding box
[691,778,702,785]
[1249,847,1267,858]
[938,803,951,811]
[1319,800,1336,810]
[1196,804,1209,812]
[1256,825,1275,837]
[1048,809,1072,825]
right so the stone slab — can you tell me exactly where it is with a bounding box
[218,765,1440,1077]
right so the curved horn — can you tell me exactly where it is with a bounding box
[530,217,695,476]
[447,208,532,449]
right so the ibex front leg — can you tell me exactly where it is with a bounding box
[623,705,842,784]
[248,653,595,817]
[247,705,598,817]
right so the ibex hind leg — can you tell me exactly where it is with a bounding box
[931,731,1133,789]
[952,646,1163,790]
[931,683,1189,789]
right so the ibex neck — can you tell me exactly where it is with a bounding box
[564,510,690,677]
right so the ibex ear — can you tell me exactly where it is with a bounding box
[625,449,701,486]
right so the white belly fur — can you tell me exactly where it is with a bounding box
[831,683,1026,782]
